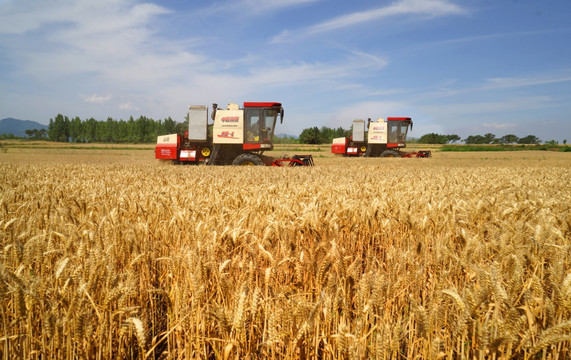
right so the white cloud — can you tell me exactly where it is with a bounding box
[415,72,571,101]
[2,0,209,97]
[238,0,319,13]
[80,93,112,104]
[202,0,319,15]
[421,96,554,118]
[119,102,138,111]
[425,29,569,47]
[482,122,517,130]
[272,0,466,42]
[0,0,170,35]
[484,74,571,89]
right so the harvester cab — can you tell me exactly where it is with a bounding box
[156,102,313,166]
[210,102,282,152]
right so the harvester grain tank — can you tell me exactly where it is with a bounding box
[331,117,431,158]
[156,102,313,166]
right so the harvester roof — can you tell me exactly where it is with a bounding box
[244,102,282,108]
[387,117,411,121]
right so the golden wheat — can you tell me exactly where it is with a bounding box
[0,149,569,359]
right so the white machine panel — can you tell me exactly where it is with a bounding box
[188,105,208,142]
[368,118,388,144]
[213,109,244,144]
[352,119,365,142]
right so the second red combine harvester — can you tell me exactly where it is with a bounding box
[331,117,431,158]
[156,102,313,166]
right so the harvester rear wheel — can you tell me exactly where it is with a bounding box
[232,153,264,166]
[380,150,400,158]
[201,147,211,157]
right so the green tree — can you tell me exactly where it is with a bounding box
[115,119,129,142]
[499,134,519,144]
[48,114,70,142]
[334,126,350,139]
[445,134,461,143]
[105,117,115,142]
[418,133,460,144]
[126,116,136,142]
[418,133,447,144]
[483,133,497,144]
[81,118,97,142]
[299,127,323,144]
[161,117,177,135]
[518,135,540,144]
[464,135,486,144]
[133,116,146,143]
[94,120,106,142]
[69,116,82,142]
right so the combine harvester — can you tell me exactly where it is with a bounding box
[156,102,313,166]
[332,117,431,158]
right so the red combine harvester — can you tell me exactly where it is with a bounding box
[332,117,431,158]
[156,102,313,166]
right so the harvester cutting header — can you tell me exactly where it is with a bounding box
[156,102,313,166]
[332,117,431,158]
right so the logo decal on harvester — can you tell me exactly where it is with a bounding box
[221,116,239,123]
[217,131,239,139]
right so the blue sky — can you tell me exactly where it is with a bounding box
[1,0,570,142]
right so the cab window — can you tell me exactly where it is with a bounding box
[245,110,260,142]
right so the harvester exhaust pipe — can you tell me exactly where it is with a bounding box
[211,103,218,121]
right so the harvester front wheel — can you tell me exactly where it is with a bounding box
[232,153,264,166]
[380,150,400,158]
[201,147,211,157]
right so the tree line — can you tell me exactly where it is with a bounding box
[297,126,351,144]
[10,115,564,145]
[415,132,549,145]
[45,114,187,143]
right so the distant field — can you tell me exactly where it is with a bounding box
[0,142,570,359]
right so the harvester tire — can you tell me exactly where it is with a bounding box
[380,150,400,158]
[232,153,264,166]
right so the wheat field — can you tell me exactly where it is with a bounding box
[0,145,570,359]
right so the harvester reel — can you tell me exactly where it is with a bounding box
[272,154,314,166]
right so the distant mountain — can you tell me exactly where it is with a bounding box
[274,133,298,139]
[0,118,48,137]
